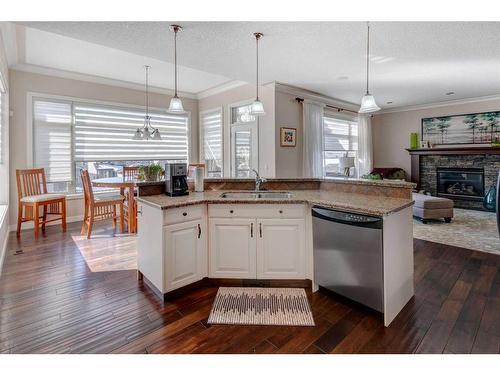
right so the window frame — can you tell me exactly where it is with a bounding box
[322,112,359,178]
[28,92,192,197]
[199,106,224,178]
[227,99,260,179]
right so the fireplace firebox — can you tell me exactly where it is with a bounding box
[437,168,485,201]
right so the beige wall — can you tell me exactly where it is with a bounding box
[8,69,198,226]
[372,98,500,179]
[198,83,276,178]
[275,91,303,177]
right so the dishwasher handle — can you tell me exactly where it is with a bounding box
[312,207,383,229]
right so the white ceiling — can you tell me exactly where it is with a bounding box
[10,22,500,107]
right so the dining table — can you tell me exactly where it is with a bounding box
[91,176,139,233]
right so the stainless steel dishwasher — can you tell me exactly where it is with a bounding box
[312,206,384,312]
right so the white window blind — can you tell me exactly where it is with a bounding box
[33,99,73,183]
[323,115,358,177]
[74,103,189,162]
[200,108,223,177]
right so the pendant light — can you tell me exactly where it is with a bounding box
[359,22,380,114]
[249,32,265,116]
[133,65,162,140]
[168,24,185,113]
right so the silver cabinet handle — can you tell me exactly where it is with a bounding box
[250,223,254,238]
[259,223,262,238]
[198,223,201,239]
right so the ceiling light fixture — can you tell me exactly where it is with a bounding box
[168,24,185,114]
[445,91,455,96]
[133,65,161,140]
[249,32,266,116]
[359,22,381,114]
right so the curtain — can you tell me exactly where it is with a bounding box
[302,101,325,177]
[357,114,373,176]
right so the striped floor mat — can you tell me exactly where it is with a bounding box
[207,287,315,326]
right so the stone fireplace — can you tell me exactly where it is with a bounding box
[436,168,484,201]
[407,147,500,210]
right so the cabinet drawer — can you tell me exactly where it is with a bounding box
[208,204,305,219]
[163,204,205,226]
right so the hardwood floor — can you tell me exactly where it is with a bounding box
[0,222,499,354]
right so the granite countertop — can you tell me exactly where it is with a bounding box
[135,177,415,189]
[137,190,414,217]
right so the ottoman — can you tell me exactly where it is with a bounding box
[412,192,454,223]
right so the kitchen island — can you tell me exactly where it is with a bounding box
[136,178,415,326]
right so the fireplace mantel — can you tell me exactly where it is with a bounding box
[406,146,500,190]
[406,146,500,156]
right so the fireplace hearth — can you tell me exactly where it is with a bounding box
[437,168,484,201]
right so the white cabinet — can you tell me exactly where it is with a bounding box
[137,203,207,294]
[208,204,307,280]
[256,219,305,279]
[164,219,206,291]
[209,218,256,278]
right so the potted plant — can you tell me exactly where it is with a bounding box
[138,163,164,182]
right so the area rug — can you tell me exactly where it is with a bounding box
[413,208,500,255]
[207,287,315,326]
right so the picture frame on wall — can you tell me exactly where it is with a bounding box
[421,110,500,146]
[280,127,297,147]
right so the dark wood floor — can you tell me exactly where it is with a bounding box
[0,222,499,354]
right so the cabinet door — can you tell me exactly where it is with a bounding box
[209,218,256,278]
[257,219,306,279]
[164,219,206,291]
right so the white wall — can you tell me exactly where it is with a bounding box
[0,30,9,272]
[372,98,500,178]
[198,83,276,178]
[8,69,199,227]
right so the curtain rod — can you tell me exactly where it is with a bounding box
[295,97,359,115]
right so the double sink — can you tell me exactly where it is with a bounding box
[219,191,294,199]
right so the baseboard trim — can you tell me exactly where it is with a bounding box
[0,207,8,276]
[8,215,82,232]
[0,229,7,276]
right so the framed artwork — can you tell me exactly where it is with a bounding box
[422,110,500,146]
[280,127,297,147]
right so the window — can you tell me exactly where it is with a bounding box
[0,76,5,165]
[33,97,190,194]
[322,115,358,177]
[230,103,258,178]
[200,108,223,178]
[33,100,73,193]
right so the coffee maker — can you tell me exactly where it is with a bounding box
[165,163,189,196]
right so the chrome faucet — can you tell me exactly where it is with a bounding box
[251,169,267,191]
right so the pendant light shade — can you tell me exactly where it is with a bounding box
[359,94,380,114]
[132,128,143,140]
[152,128,162,140]
[250,32,265,116]
[359,22,380,114]
[168,96,185,113]
[168,25,185,114]
[132,65,161,140]
[250,99,265,115]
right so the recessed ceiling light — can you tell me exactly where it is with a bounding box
[386,101,393,104]
[337,76,349,81]
[445,91,455,96]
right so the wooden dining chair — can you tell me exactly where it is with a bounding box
[123,166,140,181]
[16,168,67,239]
[80,169,126,239]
